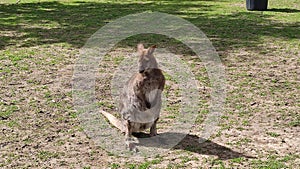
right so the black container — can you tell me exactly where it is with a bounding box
[246,0,268,11]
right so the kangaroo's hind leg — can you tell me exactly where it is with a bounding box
[150,118,159,136]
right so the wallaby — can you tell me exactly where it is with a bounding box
[100,44,165,151]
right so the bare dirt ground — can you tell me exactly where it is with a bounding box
[1,44,299,168]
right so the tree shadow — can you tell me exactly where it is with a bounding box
[0,1,212,49]
[133,132,254,160]
[267,8,300,13]
[0,1,299,54]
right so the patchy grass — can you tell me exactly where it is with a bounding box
[0,0,299,168]
[266,132,280,138]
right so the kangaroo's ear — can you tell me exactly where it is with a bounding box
[148,45,156,55]
[137,43,144,55]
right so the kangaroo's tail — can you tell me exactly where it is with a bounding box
[100,110,125,133]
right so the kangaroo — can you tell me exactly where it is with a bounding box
[100,44,165,151]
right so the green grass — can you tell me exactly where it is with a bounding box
[0,105,18,120]
[83,166,91,169]
[0,0,299,168]
[0,0,299,50]
[138,161,151,169]
[266,132,280,137]
[126,163,137,169]
[37,151,60,161]
[251,158,286,169]
[110,163,121,169]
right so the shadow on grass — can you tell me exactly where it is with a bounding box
[133,132,253,160]
[0,1,299,53]
[267,8,300,13]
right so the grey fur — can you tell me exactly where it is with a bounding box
[119,44,165,151]
[101,44,165,151]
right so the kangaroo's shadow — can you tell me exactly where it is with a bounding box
[133,132,254,160]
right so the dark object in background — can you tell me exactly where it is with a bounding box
[246,0,268,11]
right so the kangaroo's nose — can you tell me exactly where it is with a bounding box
[139,66,145,73]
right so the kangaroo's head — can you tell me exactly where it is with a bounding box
[137,44,158,73]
